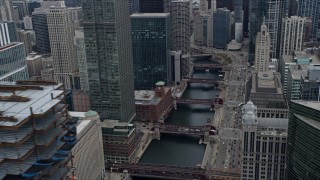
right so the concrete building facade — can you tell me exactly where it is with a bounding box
[32,1,66,54]
[241,101,287,180]
[0,43,29,81]
[280,16,305,57]
[255,24,270,72]
[47,7,76,89]
[74,29,88,91]
[81,0,136,121]
[0,0,13,21]
[68,111,105,180]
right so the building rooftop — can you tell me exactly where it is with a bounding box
[282,51,320,64]
[257,71,276,88]
[295,114,320,130]
[289,65,309,80]
[135,87,170,105]
[0,81,64,127]
[130,13,170,18]
[257,117,288,129]
[0,42,22,52]
[292,101,320,112]
[26,53,42,61]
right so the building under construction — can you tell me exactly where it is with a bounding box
[0,81,78,179]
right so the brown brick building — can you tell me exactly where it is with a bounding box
[135,82,173,122]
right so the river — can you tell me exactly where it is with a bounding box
[137,57,223,169]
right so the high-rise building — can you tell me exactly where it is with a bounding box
[0,43,29,81]
[129,0,139,14]
[280,51,320,96]
[170,0,191,54]
[234,0,242,23]
[47,6,76,89]
[32,1,66,54]
[0,82,70,179]
[194,13,210,46]
[27,1,41,15]
[101,120,137,163]
[255,24,270,72]
[248,0,287,62]
[286,101,320,180]
[212,8,231,49]
[131,13,171,90]
[17,29,33,55]
[297,0,320,40]
[26,52,42,77]
[286,64,307,101]
[139,0,164,13]
[23,15,33,29]
[280,16,306,57]
[81,0,136,121]
[74,29,89,92]
[170,0,191,77]
[0,0,13,21]
[0,21,17,46]
[241,101,287,180]
[300,65,320,101]
[68,111,105,180]
[65,0,79,7]
[12,0,28,20]
[199,0,216,14]
[234,0,243,43]
[249,71,287,109]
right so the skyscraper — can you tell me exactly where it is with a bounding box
[170,0,191,54]
[248,0,287,62]
[139,0,164,13]
[81,0,136,122]
[47,6,76,89]
[286,101,320,180]
[170,0,191,77]
[0,0,13,21]
[0,43,29,81]
[131,13,171,90]
[212,8,231,49]
[12,0,28,20]
[280,16,306,57]
[0,21,17,46]
[297,0,320,40]
[241,101,287,180]
[32,1,66,54]
[255,24,270,72]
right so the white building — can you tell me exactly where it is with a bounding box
[241,101,287,180]
[26,52,42,77]
[47,6,76,89]
[67,111,105,180]
[280,16,305,57]
[255,24,270,72]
